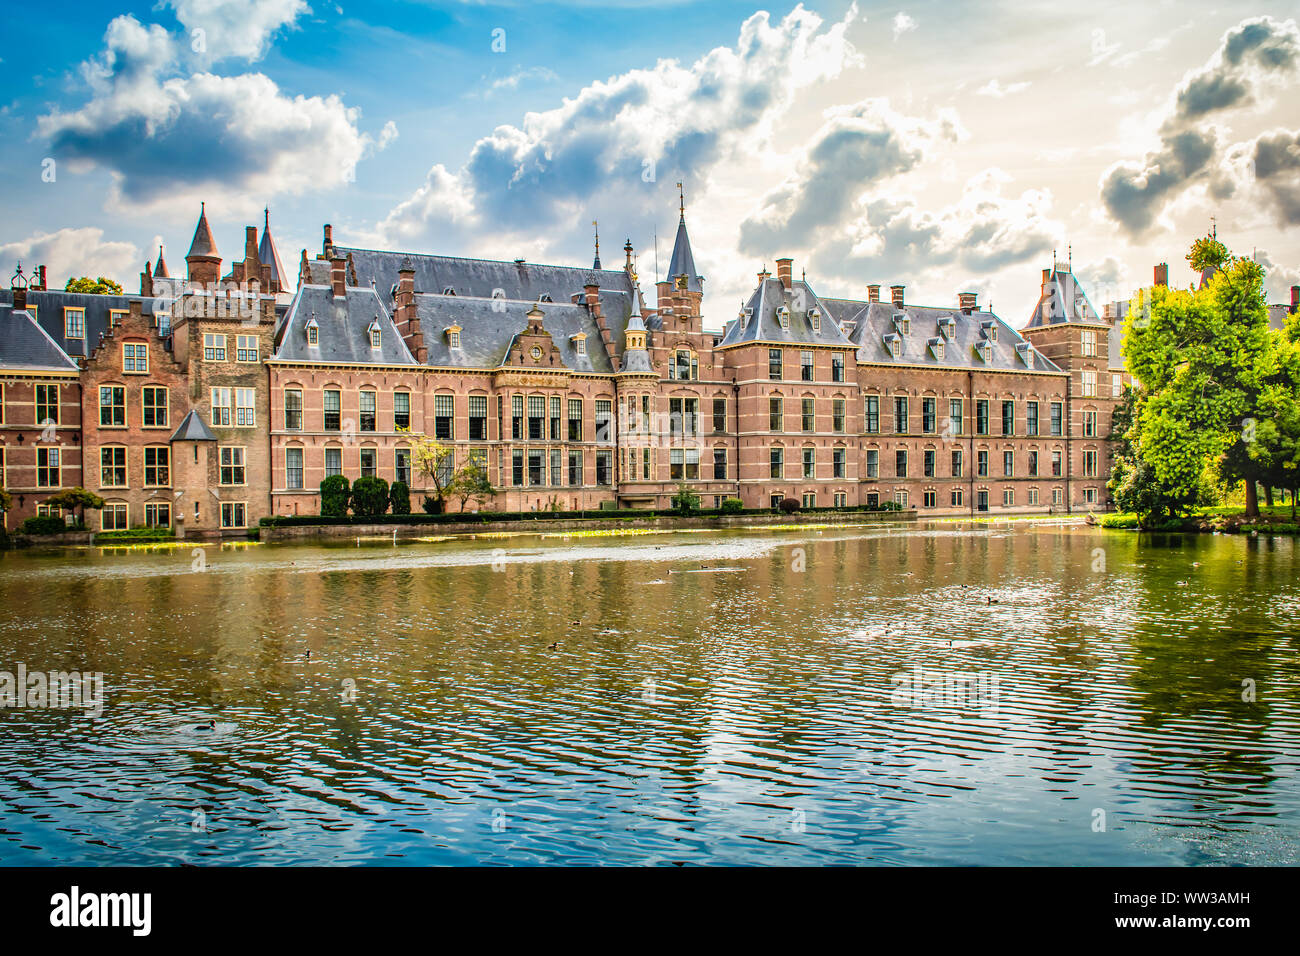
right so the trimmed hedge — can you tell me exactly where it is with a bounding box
[320,475,351,517]
[95,528,174,543]
[390,481,411,515]
[261,503,905,529]
[20,515,72,535]
[350,476,390,517]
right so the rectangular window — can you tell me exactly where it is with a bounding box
[595,401,613,443]
[551,448,562,485]
[832,353,845,383]
[769,396,784,432]
[360,391,378,433]
[568,451,583,486]
[469,395,487,441]
[894,490,908,509]
[36,447,60,487]
[325,447,342,477]
[924,449,935,478]
[203,333,227,362]
[1003,451,1014,477]
[802,447,815,479]
[894,396,908,434]
[895,449,907,478]
[801,351,814,381]
[219,446,246,485]
[923,490,937,508]
[866,492,880,509]
[1084,487,1097,504]
[100,446,127,488]
[802,492,817,509]
[1084,450,1098,477]
[220,502,247,529]
[1028,488,1039,506]
[1052,451,1063,477]
[1053,488,1064,506]
[1003,488,1015,507]
[1027,401,1039,437]
[977,450,989,478]
[235,388,255,427]
[394,392,412,432]
[833,399,845,433]
[669,398,697,438]
[123,343,148,374]
[670,448,700,481]
[833,447,846,478]
[324,390,341,431]
[641,395,651,434]
[770,447,784,479]
[713,398,726,433]
[951,489,964,507]
[395,449,411,485]
[802,397,815,432]
[99,386,125,427]
[236,335,259,363]
[642,447,651,481]
[951,449,963,477]
[1113,376,1123,399]
[550,396,562,441]
[1082,370,1097,397]
[976,400,989,435]
[567,398,582,441]
[1029,451,1039,477]
[144,446,170,486]
[949,398,963,436]
[1082,330,1097,356]
[284,389,303,430]
[64,309,85,339]
[1083,411,1098,438]
[36,384,59,426]
[101,504,128,531]
[360,447,376,478]
[142,386,168,427]
[1050,402,1063,436]
[595,450,613,485]
[711,447,726,480]
[286,448,304,489]
[144,502,170,528]
[866,449,879,478]
[512,450,524,486]
[1002,401,1015,436]
[834,492,847,508]
[436,394,455,440]
[512,395,524,441]
[865,396,879,434]
[922,397,936,434]
[769,348,783,380]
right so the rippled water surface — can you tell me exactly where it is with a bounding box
[1,521,1297,866]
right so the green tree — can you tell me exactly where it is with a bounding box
[41,487,104,526]
[350,476,390,517]
[447,456,495,512]
[670,483,700,515]
[320,475,350,516]
[64,276,123,295]
[410,437,456,513]
[389,480,411,515]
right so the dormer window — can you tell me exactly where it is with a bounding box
[777,306,790,330]
[981,319,998,342]
[893,312,909,336]
[572,333,587,356]
[942,316,956,338]
[1016,342,1034,368]
[305,316,319,346]
[442,287,456,296]
[809,308,821,332]
[539,294,552,303]
[884,333,901,359]
[977,340,992,362]
[929,337,944,362]
[368,320,382,349]
[447,325,462,349]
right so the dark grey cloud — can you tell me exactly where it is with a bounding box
[1253,128,1300,225]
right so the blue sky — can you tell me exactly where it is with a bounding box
[2,1,1298,326]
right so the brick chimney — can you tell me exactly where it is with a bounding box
[323,224,334,258]
[36,265,46,291]
[585,280,616,365]
[12,279,26,313]
[867,284,880,303]
[141,260,153,298]
[1041,268,1052,293]
[330,256,347,297]
[890,285,905,309]
[1154,263,1169,288]
[958,291,978,314]
[775,257,793,291]
[393,259,425,361]
[1291,285,1299,314]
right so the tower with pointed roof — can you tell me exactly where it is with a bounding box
[657,183,705,331]
[185,203,222,287]
[258,208,287,294]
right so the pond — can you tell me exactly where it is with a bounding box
[0,521,1296,865]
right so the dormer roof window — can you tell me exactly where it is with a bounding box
[777,305,790,330]
[893,312,910,336]
[305,315,319,347]
[977,340,992,363]
[572,332,588,356]
[1016,342,1034,368]
[928,337,944,362]
[447,324,462,349]
[538,293,552,303]
[442,287,456,296]
[884,332,902,360]
[942,316,957,338]
[808,308,821,332]
[368,319,382,349]
[981,319,998,342]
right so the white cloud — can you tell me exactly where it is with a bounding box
[166,0,310,63]
[892,12,917,41]
[37,14,390,217]
[1088,28,1121,67]
[975,78,1031,98]
[0,227,140,288]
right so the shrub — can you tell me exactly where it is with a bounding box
[422,495,443,515]
[671,483,701,516]
[20,515,69,535]
[320,475,351,516]
[778,497,800,514]
[95,528,173,542]
[389,481,411,515]
[721,497,744,514]
[350,476,390,517]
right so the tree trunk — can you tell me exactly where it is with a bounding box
[1264,485,1274,508]
[1244,480,1259,518]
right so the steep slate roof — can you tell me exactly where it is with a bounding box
[303,258,332,285]
[666,216,703,293]
[187,203,218,259]
[717,277,856,347]
[275,284,415,365]
[414,293,616,373]
[259,210,287,289]
[844,300,1061,372]
[0,306,80,370]
[170,409,218,442]
[1024,268,1104,328]
[0,288,161,358]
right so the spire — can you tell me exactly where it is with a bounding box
[187,202,218,259]
[154,245,169,278]
[677,181,685,222]
[666,206,702,292]
[258,207,287,289]
[592,220,601,271]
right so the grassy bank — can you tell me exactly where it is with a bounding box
[1099,505,1300,534]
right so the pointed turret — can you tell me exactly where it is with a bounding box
[618,282,654,374]
[185,202,221,286]
[258,207,287,293]
[592,220,601,271]
[666,186,702,293]
[154,245,169,278]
